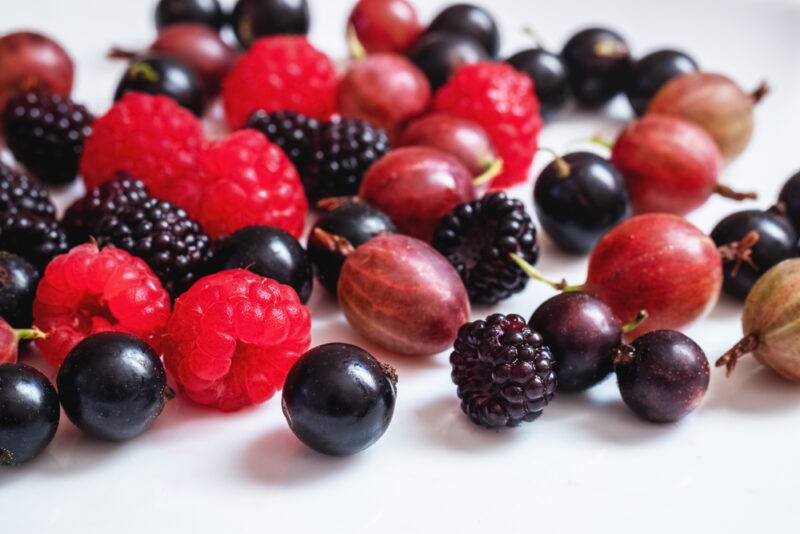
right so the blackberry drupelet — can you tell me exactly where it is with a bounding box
[2,90,93,186]
[0,162,56,219]
[450,313,557,429]
[245,110,319,171]
[304,118,390,202]
[433,192,539,305]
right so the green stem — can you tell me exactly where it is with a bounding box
[521,25,546,48]
[15,327,46,341]
[537,147,570,177]
[589,135,613,150]
[346,24,367,60]
[622,310,649,334]
[473,158,504,186]
[509,253,585,292]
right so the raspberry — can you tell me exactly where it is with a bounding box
[187,130,307,239]
[160,269,311,411]
[433,192,539,305]
[223,36,338,128]
[245,110,320,172]
[450,313,556,429]
[79,93,204,205]
[434,62,543,189]
[2,90,94,186]
[32,243,171,367]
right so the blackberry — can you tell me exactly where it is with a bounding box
[304,118,390,202]
[432,192,539,305]
[62,175,149,245]
[93,197,212,298]
[450,313,556,429]
[245,110,319,171]
[0,162,56,219]
[2,90,93,186]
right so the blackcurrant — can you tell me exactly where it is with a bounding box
[282,343,397,456]
[155,0,225,31]
[533,152,630,254]
[57,333,170,442]
[232,0,310,49]
[0,363,59,466]
[407,31,488,90]
[427,3,500,58]
[114,55,204,116]
[711,207,797,300]
[507,48,569,120]
[778,170,800,233]
[561,27,632,108]
[210,225,313,304]
[0,251,39,328]
[625,49,699,116]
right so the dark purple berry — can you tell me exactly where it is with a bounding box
[245,110,320,174]
[232,0,310,48]
[408,31,488,90]
[0,251,39,328]
[427,3,500,58]
[777,170,800,233]
[626,49,698,116]
[561,27,632,108]
[0,162,55,220]
[507,48,569,120]
[155,0,225,30]
[114,55,204,116]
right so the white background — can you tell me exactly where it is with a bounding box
[2,0,800,532]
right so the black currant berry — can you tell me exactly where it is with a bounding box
[614,330,709,423]
[211,225,313,304]
[711,207,797,300]
[282,343,397,456]
[114,55,204,116]
[407,31,489,90]
[0,363,59,466]
[155,0,225,30]
[778,170,800,233]
[507,48,569,120]
[534,152,630,254]
[0,251,39,328]
[626,49,699,116]
[427,3,500,58]
[57,333,171,442]
[561,27,632,108]
[232,0,310,49]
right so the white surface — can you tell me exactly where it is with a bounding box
[2,0,800,532]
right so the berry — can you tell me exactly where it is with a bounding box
[161,269,311,411]
[189,130,307,239]
[282,343,397,456]
[0,161,56,219]
[114,56,204,116]
[561,27,632,108]
[533,152,630,253]
[450,313,556,429]
[434,62,543,189]
[347,0,422,55]
[0,363,59,466]
[2,90,93,186]
[408,32,489,91]
[626,49,698,116]
[1,320,45,364]
[779,170,800,233]
[211,225,313,303]
[433,192,539,305]
[80,93,204,206]
[308,200,396,294]
[245,110,320,173]
[232,0,310,48]
[427,4,500,57]
[614,330,709,423]
[58,332,170,441]
[33,243,171,367]
[303,118,390,201]
[223,36,337,128]
[506,48,569,120]
[0,251,39,327]
[155,0,225,30]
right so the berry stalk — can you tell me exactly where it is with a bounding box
[509,253,586,292]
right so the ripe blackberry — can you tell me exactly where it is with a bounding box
[450,313,556,429]
[2,90,93,186]
[245,110,319,171]
[93,197,213,298]
[304,118,390,202]
[433,192,539,305]
[0,162,56,219]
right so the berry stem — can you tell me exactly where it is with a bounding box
[0,448,13,466]
[509,253,585,292]
[107,46,139,60]
[521,25,547,48]
[622,310,649,334]
[751,81,770,104]
[537,148,570,177]
[15,327,46,341]
[588,135,613,150]
[718,230,760,277]
[316,196,360,212]
[716,333,760,377]
[312,228,356,257]
[346,24,367,60]
[473,158,504,186]
[714,184,758,202]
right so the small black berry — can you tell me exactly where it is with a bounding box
[0,162,56,219]
[246,110,320,173]
[114,56,204,116]
[0,251,40,328]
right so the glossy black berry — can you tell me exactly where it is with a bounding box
[0,252,39,328]
[0,363,59,466]
[408,31,489,91]
[308,200,396,295]
[614,330,709,423]
[626,49,699,116]
[506,48,569,120]
[155,0,225,30]
[232,0,310,49]
[561,27,632,108]
[0,212,68,272]
[427,3,500,58]
[777,170,800,233]
[57,333,170,442]
[114,56,204,116]
[711,207,797,300]
[450,313,556,429]
[246,110,320,174]
[282,343,397,456]
[534,152,630,254]
[2,90,94,186]
[433,192,539,305]
[211,225,313,303]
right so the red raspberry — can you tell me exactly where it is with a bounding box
[80,93,204,205]
[434,63,543,189]
[177,130,307,239]
[223,36,338,128]
[32,243,171,367]
[161,269,311,411]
